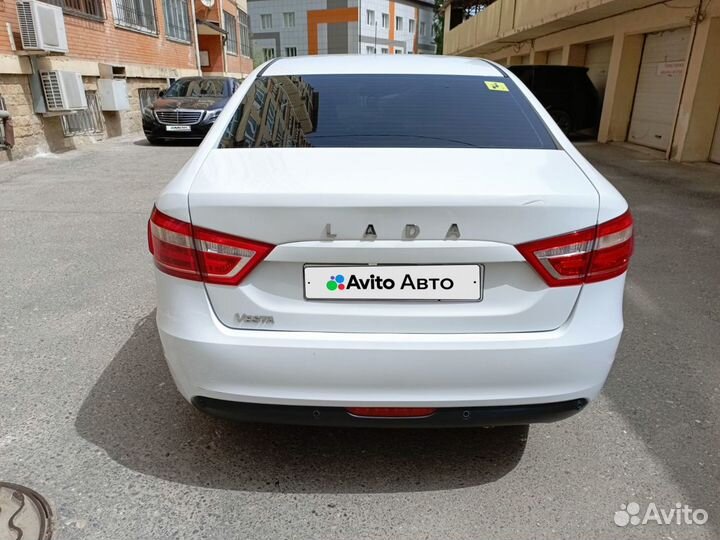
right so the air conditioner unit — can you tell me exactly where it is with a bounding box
[16,0,68,54]
[40,71,87,111]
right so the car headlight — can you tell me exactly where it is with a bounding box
[205,109,223,122]
[142,107,154,120]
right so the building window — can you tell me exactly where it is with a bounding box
[112,0,157,33]
[260,13,272,29]
[395,16,403,31]
[61,91,104,136]
[254,86,266,109]
[283,12,294,27]
[408,18,415,33]
[262,47,276,61]
[380,47,388,54]
[285,47,297,57]
[43,0,104,20]
[239,10,251,57]
[266,101,276,132]
[138,87,160,111]
[366,45,375,54]
[395,47,403,54]
[224,11,238,54]
[419,21,426,36]
[163,0,190,42]
[366,9,374,25]
[244,116,258,147]
[381,13,388,28]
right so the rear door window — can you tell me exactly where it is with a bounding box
[219,74,556,149]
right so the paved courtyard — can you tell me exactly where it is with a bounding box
[0,137,718,539]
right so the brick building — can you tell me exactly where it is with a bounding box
[248,0,436,60]
[0,0,253,161]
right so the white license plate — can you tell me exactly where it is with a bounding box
[304,265,482,301]
[166,125,191,132]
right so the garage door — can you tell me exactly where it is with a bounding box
[547,49,562,65]
[628,27,690,151]
[585,40,612,99]
[711,110,720,164]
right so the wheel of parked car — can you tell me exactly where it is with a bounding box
[550,110,573,134]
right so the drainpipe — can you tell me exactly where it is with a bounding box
[190,0,203,75]
[358,0,361,53]
[0,110,14,149]
[665,0,704,160]
[220,0,228,74]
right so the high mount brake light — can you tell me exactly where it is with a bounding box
[517,211,634,287]
[148,207,274,285]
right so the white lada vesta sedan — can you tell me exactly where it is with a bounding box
[148,55,633,427]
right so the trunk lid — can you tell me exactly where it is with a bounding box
[188,148,598,333]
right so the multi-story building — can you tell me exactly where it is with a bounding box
[248,0,436,60]
[443,0,720,164]
[0,0,254,161]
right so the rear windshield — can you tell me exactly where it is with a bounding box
[219,74,555,149]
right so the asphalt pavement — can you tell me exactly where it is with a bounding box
[0,137,718,539]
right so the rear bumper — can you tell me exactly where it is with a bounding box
[192,397,588,427]
[156,273,625,419]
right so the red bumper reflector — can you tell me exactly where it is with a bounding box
[346,407,437,418]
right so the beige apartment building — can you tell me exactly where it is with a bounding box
[443,0,720,163]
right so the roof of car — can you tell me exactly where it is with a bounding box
[176,76,234,81]
[261,55,505,77]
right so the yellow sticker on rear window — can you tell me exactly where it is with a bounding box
[485,81,509,92]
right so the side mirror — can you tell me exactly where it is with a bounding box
[158,89,166,98]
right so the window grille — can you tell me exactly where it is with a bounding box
[41,0,104,20]
[224,11,238,55]
[163,0,190,42]
[61,91,105,137]
[113,0,158,34]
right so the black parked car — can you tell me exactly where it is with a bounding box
[508,65,600,135]
[142,77,241,144]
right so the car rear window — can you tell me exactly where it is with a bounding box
[219,74,556,149]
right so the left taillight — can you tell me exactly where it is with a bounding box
[148,207,274,285]
[517,210,634,287]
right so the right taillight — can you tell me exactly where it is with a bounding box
[517,210,634,287]
[148,206,274,285]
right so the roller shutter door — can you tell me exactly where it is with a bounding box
[585,40,612,99]
[628,27,690,151]
[711,111,720,164]
[547,49,562,65]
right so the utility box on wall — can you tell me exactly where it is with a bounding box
[98,79,130,111]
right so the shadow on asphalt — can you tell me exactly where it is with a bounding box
[578,144,720,532]
[75,312,528,494]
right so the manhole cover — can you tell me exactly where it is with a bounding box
[0,483,53,540]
